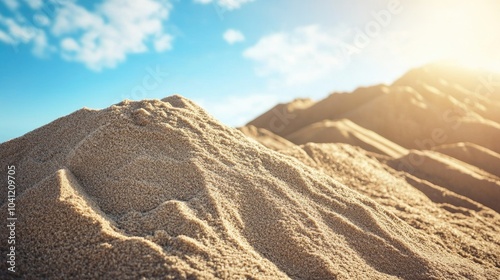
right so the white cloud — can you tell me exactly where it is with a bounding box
[60,37,78,51]
[244,25,344,86]
[194,0,254,10]
[24,0,43,9]
[0,14,48,56]
[2,0,19,10]
[0,0,174,71]
[52,0,173,71]
[154,33,173,52]
[223,29,244,44]
[51,2,103,35]
[32,13,50,26]
[0,30,14,44]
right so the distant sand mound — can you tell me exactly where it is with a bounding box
[247,98,314,136]
[248,86,387,137]
[249,64,500,154]
[339,86,500,153]
[238,125,295,151]
[285,119,407,158]
[433,142,500,178]
[388,150,500,212]
[1,95,496,279]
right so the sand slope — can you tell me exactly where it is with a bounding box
[433,142,500,178]
[238,125,296,151]
[1,96,497,279]
[298,143,500,268]
[240,131,500,273]
[246,98,314,135]
[248,86,386,137]
[388,150,500,213]
[285,119,407,158]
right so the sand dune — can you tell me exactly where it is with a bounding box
[285,119,407,158]
[247,63,500,212]
[241,132,500,271]
[248,86,387,137]
[249,63,500,154]
[240,63,500,278]
[393,63,500,118]
[2,63,500,279]
[388,150,500,212]
[433,142,500,178]
[247,98,314,136]
[238,125,295,151]
[2,96,498,279]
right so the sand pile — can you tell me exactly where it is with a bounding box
[249,86,387,137]
[1,95,498,279]
[248,98,315,135]
[285,119,407,158]
[247,63,500,215]
[433,142,500,178]
[388,150,500,212]
[240,131,500,274]
[238,125,296,151]
[249,63,500,154]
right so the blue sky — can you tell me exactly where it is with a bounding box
[1,0,499,142]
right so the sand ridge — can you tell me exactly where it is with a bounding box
[388,150,500,212]
[433,142,500,178]
[285,118,407,158]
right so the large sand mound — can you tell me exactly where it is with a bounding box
[246,63,500,212]
[1,95,497,279]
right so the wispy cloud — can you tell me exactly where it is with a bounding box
[25,0,43,10]
[244,25,344,86]
[193,0,254,10]
[2,0,19,10]
[223,29,244,44]
[0,0,174,71]
[0,14,48,56]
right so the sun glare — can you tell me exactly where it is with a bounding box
[407,0,500,73]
